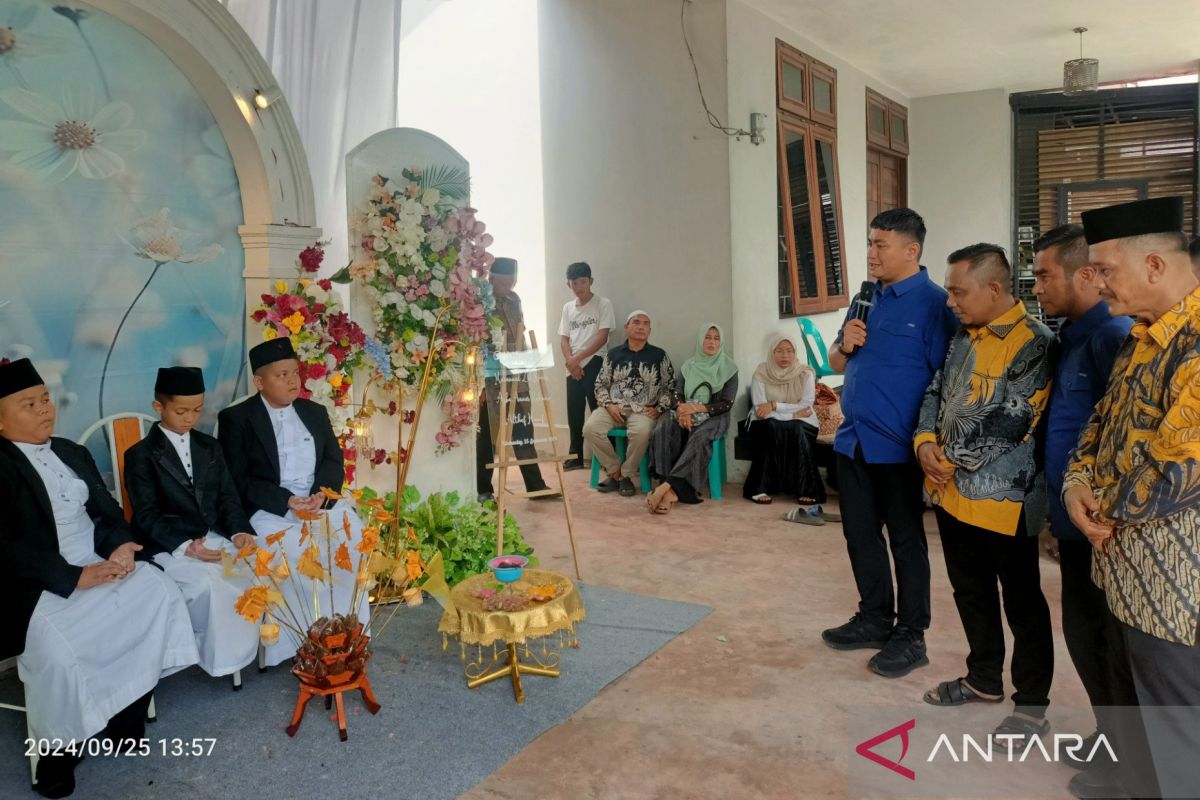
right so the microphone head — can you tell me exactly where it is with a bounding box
[859,280,874,298]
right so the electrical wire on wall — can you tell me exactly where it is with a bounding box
[680,0,752,139]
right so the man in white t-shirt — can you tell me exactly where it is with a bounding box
[558,262,615,470]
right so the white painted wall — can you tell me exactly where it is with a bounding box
[725,0,909,399]
[538,0,734,374]
[908,88,1012,284]
[395,0,547,342]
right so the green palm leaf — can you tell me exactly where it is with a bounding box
[418,164,471,201]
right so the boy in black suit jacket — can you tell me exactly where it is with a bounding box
[124,367,260,679]
[217,338,368,666]
[0,359,197,798]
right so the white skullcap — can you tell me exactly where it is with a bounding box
[625,309,651,324]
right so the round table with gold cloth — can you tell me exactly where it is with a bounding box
[437,569,586,703]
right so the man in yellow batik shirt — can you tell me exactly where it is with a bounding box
[1064,196,1200,797]
[914,244,1057,743]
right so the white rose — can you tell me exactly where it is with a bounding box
[303,284,329,304]
[429,279,445,297]
[380,291,405,308]
[422,188,441,207]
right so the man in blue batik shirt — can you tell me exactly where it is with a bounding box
[1031,223,1139,800]
[818,208,958,679]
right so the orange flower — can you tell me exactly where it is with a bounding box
[254,548,274,577]
[235,541,257,560]
[273,559,290,580]
[259,623,280,646]
[405,550,423,581]
[320,487,343,501]
[297,545,325,581]
[299,522,310,546]
[265,588,284,607]
[528,584,558,602]
[334,542,353,572]
[374,510,395,523]
[234,586,268,622]
[294,509,322,521]
[357,526,380,555]
[266,529,286,546]
[342,512,353,540]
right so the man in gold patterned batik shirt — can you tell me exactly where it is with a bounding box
[1065,196,1200,798]
[914,244,1057,742]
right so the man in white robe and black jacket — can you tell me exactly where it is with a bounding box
[217,338,369,666]
[124,366,260,681]
[0,359,197,798]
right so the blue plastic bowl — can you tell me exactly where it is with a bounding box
[488,555,528,584]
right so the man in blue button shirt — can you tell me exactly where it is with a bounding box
[821,208,958,678]
[1032,224,1139,799]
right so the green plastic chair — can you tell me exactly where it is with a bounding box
[707,436,728,499]
[796,317,838,380]
[589,428,653,492]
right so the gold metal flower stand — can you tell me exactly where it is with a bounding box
[439,569,585,704]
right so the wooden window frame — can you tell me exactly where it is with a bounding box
[809,58,838,129]
[776,41,810,119]
[777,113,848,315]
[888,101,909,155]
[866,89,890,148]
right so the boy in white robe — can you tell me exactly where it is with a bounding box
[0,358,197,798]
[217,339,369,666]
[124,367,260,680]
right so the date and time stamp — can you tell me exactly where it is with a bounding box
[25,738,217,758]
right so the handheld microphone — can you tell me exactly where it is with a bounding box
[846,280,874,356]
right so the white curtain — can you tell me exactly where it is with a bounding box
[219,0,403,260]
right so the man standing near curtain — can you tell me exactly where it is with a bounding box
[476,257,551,501]
[822,208,958,679]
[1031,224,1142,798]
[1065,196,1200,798]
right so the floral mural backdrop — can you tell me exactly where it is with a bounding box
[0,1,245,452]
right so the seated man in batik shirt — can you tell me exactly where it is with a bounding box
[583,310,675,497]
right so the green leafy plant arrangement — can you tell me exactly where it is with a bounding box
[356,485,536,587]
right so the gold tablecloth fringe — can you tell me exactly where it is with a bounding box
[438,569,586,647]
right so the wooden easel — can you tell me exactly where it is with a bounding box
[488,331,583,580]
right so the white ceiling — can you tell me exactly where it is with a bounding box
[741,0,1200,98]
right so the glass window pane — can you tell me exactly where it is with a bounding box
[779,129,817,301]
[782,61,805,105]
[814,139,843,297]
[813,76,832,115]
[870,104,887,135]
[892,115,907,146]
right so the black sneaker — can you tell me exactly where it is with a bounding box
[821,613,892,651]
[597,477,620,493]
[618,477,636,496]
[1067,764,1124,799]
[563,458,585,471]
[868,627,930,678]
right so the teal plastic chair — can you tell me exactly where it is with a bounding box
[707,436,728,499]
[589,428,653,492]
[795,317,838,380]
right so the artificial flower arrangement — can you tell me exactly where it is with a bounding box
[250,242,375,483]
[331,165,501,453]
[228,486,435,682]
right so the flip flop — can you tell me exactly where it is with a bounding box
[992,714,1050,741]
[923,677,1004,707]
[784,506,826,526]
[751,494,773,505]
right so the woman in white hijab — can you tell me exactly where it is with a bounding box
[743,335,831,524]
